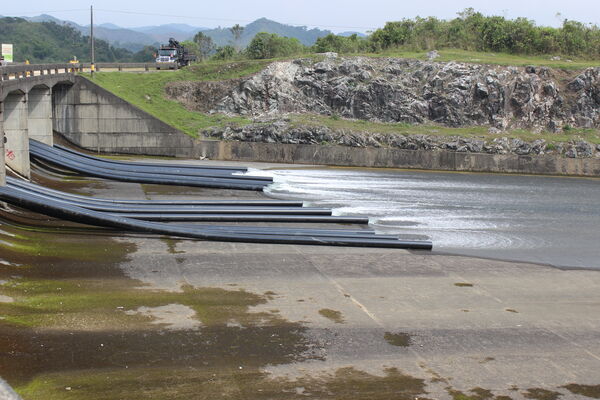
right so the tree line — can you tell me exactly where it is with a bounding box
[188,9,600,61]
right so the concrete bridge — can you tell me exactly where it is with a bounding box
[0,64,77,184]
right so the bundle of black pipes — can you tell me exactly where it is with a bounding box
[6,177,367,224]
[12,140,433,249]
[29,140,270,191]
[0,185,433,249]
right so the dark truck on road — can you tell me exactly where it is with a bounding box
[156,38,196,69]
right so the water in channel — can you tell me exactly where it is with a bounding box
[261,167,600,270]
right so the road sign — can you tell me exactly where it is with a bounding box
[1,44,13,63]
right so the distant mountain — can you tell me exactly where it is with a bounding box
[80,26,159,52]
[15,14,158,52]
[0,17,148,63]
[201,18,332,47]
[2,15,334,53]
[129,23,208,43]
[98,23,121,29]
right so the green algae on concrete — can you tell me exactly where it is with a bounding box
[523,388,563,400]
[562,384,600,398]
[454,282,474,287]
[318,308,345,324]
[16,366,428,400]
[384,332,411,347]
[1,245,315,396]
[448,388,509,400]
[161,238,185,255]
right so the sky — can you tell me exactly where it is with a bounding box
[3,0,600,32]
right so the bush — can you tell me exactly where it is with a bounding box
[213,45,236,60]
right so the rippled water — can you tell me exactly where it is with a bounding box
[259,167,600,270]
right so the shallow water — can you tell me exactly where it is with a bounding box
[262,168,600,270]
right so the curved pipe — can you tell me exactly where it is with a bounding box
[30,141,272,182]
[8,176,303,207]
[53,144,248,172]
[6,183,331,215]
[29,147,268,191]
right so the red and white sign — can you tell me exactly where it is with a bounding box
[6,150,15,160]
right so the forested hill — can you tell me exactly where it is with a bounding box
[0,17,153,63]
[203,18,332,47]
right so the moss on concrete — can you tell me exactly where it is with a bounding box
[318,308,345,324]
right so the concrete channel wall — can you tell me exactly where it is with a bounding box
[53,76,188,154]
[54,76,600,177]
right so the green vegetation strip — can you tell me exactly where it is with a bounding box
[83,60,271,137]
[292,115,600,145]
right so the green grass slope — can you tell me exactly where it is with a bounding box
[85,60,272,137]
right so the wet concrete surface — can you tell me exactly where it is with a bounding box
[0,162,599,399]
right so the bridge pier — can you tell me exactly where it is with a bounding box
[28,86,53,146]
[1,63,77,184]
[3,92,30,178]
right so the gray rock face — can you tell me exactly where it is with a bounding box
[168,57,600,132]
[203,120,598,158]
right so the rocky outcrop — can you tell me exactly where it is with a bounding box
[167,56,600,132]
[203,120,600,158]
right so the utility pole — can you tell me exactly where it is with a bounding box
[90,5,95,76]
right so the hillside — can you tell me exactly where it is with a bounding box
[202,18,332,47]
[89,55,599,162]
[0,17,146,63]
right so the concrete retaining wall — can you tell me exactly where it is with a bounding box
[53,76,187,155]
[58,132,600,177]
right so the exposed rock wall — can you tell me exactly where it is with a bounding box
[167,56,600,132]
[203,120,600,159]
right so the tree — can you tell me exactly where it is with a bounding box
[193,31,216,60]
[230,24,244,51]
[132,45,157,62]
[246,32,305,59]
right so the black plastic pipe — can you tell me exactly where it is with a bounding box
[53,144,248,172]
[110,213,369,224]
[8,176,302,207]
[6,183,331,215]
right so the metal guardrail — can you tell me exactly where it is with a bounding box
[0,63,77,82]
[77,62,177,71]
[0,63,178,80]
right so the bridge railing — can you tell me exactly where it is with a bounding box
[76,62,177,71]
[0,64,77,82]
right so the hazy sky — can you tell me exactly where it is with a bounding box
[4,0,600,32]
